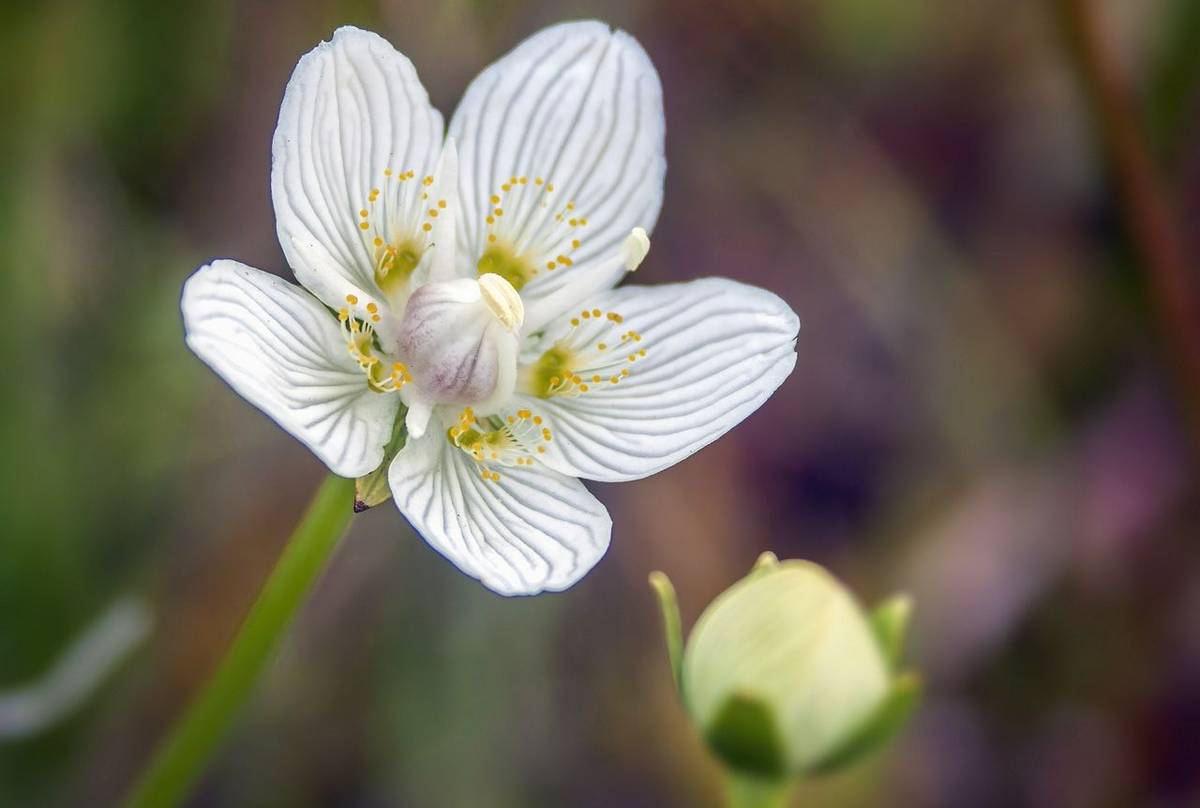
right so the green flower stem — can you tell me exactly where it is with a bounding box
[124,474,356,808]
[725,774,793,808]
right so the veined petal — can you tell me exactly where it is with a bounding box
[182,260,400,477]
[514,278,798,482]
[415,138,461,287]
[388,429,611,595]
[449,21,665,319]
[272,26,445,331]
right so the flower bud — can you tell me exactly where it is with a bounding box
[397,274,522,410]
[650,554,920,781]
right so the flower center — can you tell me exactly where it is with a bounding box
[447,407,552,482]
[476,242,535,291]
[356,168,445,307]
[396,275,523,408]
[476,175,587,289]
[374,239,424,298]
[523,307,645,398]
[338,295,411,393]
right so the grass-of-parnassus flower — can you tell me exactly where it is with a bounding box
[182,22,799,595]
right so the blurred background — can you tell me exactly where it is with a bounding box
[2,0,1199,805]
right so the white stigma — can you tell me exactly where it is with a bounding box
[478,273,524,331]
[622,227,650,272]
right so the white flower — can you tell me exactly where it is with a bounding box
[182,23,800,595]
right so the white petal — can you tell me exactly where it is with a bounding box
[272,26,444,328]
[515,278,799,482]
[419,138,460,286]
[182,260,400,477]
[403,394,435,439]
[521,227,648,335]
[388,430,611,595]
[449,21,665,317]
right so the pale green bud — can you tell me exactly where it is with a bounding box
[650,553,920,781]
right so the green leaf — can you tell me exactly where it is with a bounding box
[806,672,922,776]
[354,409,407,512]
[648,571,683,688]
[706,692,787,780]
[869,593,913,672]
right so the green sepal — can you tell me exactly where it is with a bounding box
[648,571,684,689]
[354,408,407,512]
[806,672,922,777]
[705,692,787,780]
[869,593,912,672]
